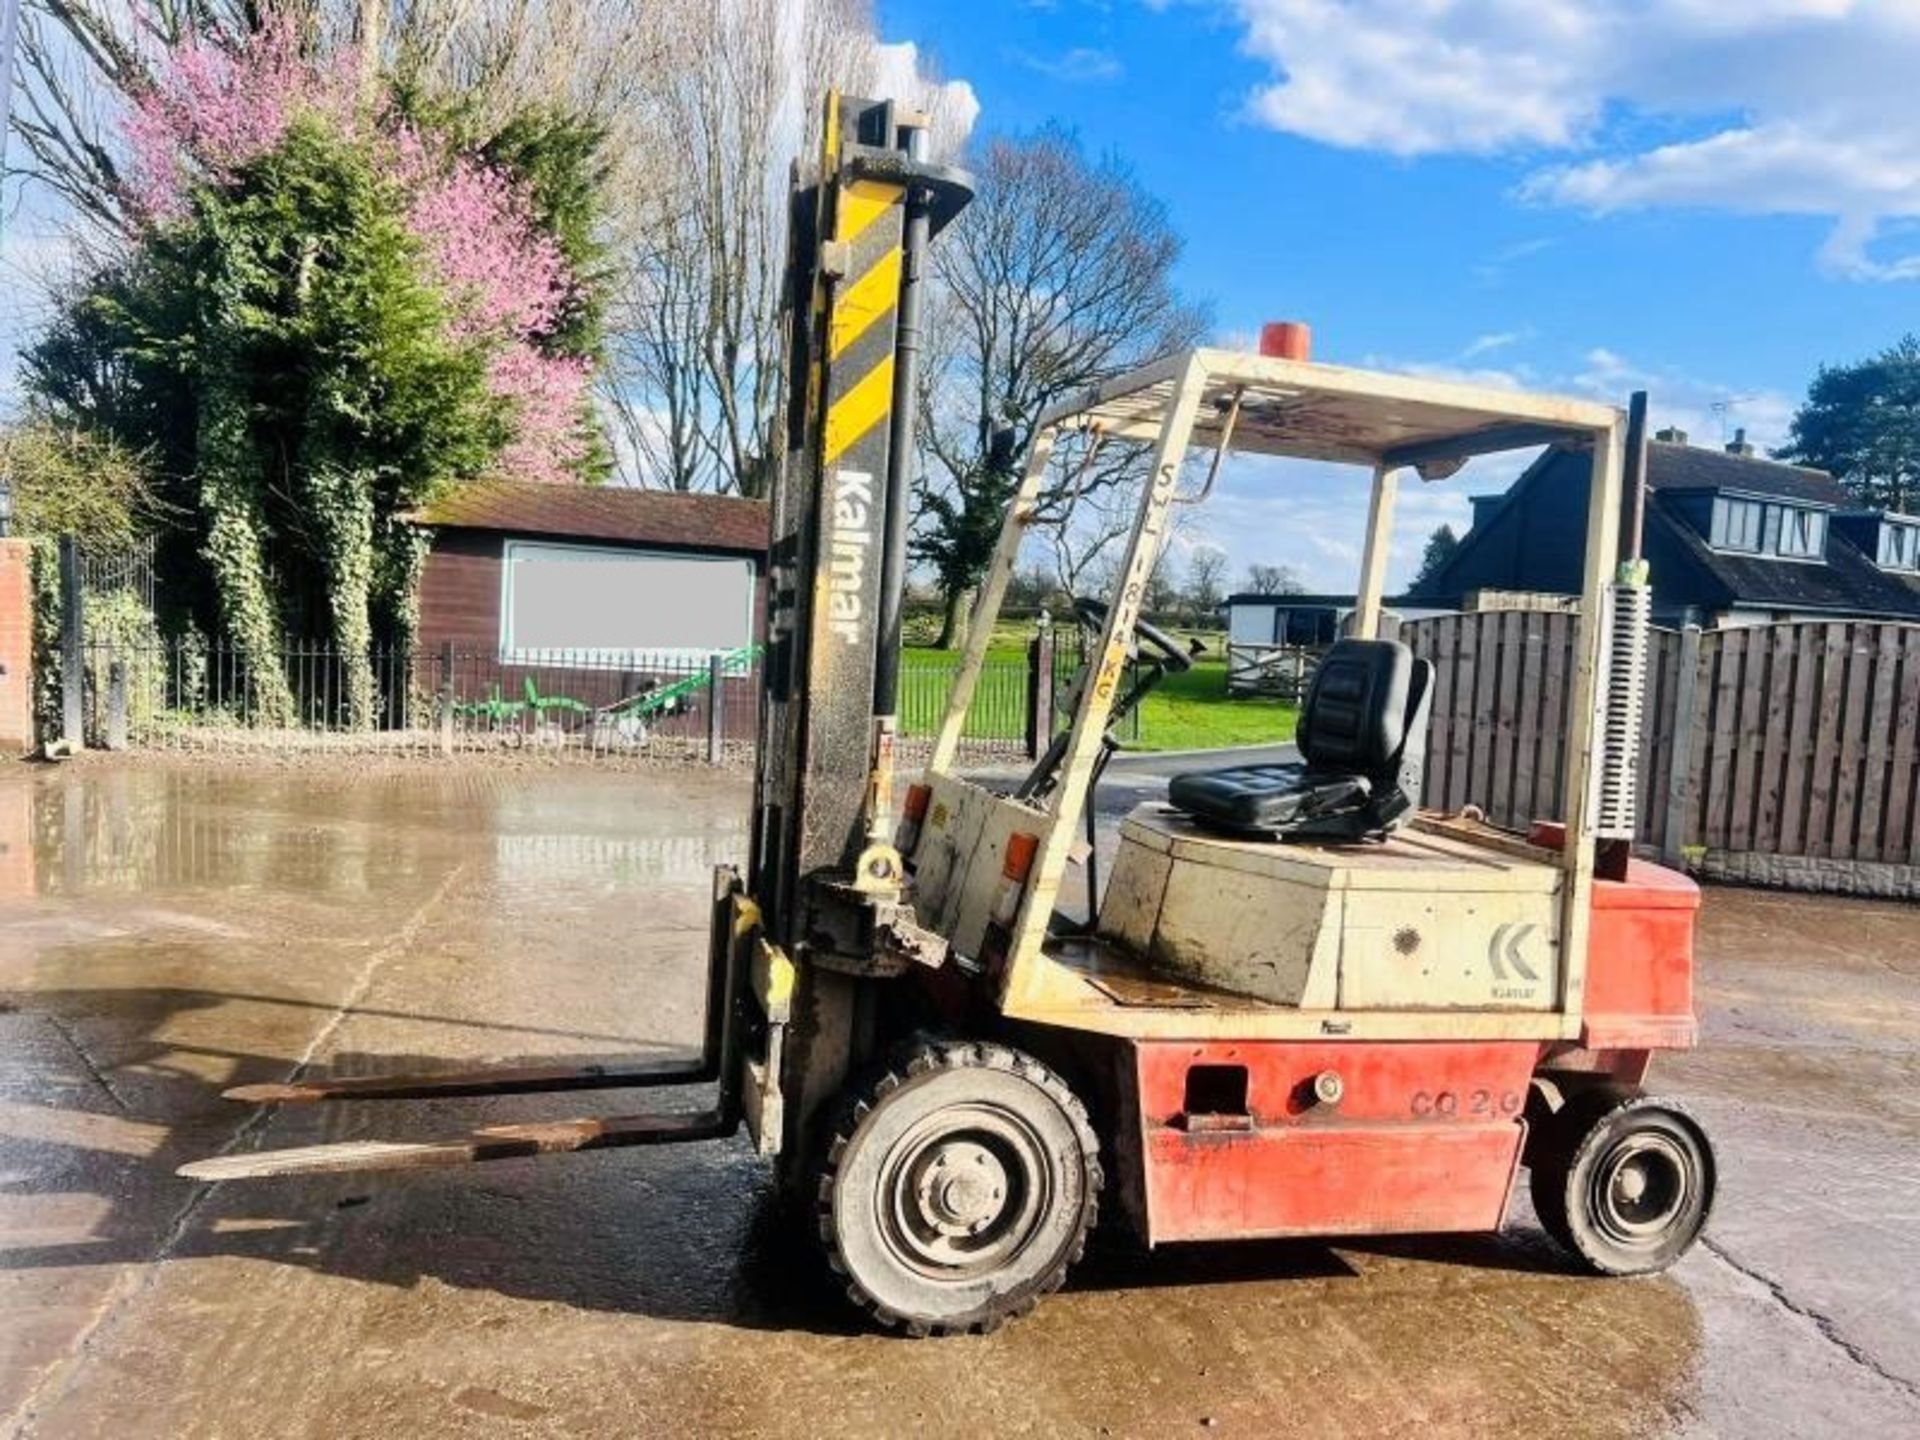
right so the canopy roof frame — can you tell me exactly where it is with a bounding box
[1034,348,1618,474]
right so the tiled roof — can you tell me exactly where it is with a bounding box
[1648,495,1920,618]
[412,481,769,555]
[1646,441,1848,506]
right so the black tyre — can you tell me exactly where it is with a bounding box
[1523,1084,1578,1253]
[1531,1088,1715,1276]
[817,1039,1101,1337]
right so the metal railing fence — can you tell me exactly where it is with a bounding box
[78,639,756,759]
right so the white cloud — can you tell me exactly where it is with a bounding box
[1011,47,1124,83]
[1237,0,1606,156]
[1177,449,1478,593]
[1366,356,1531,391]
[1567,346,1795,451]
[1461,329,1528,360]
[1473,236,1554,287]
[1379,344,1795,453]
[1225,0,1920,278]
[868,41,982,151]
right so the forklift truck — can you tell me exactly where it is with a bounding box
[183,93,1716,1336]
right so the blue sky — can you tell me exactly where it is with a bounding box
[879,0,1920,591]
[7,3,1916,595]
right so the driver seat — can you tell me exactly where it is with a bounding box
[1167,638,1433,841]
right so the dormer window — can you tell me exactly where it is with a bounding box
[1709,495,1825,559]
[1772,506,1825,559]
[1710,497,1763,552]
[1879,519,1920,572]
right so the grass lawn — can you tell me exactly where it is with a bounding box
[900,635,1298,753]
[1133,660,1298,752]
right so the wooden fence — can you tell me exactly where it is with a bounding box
[1403,615,1920,879]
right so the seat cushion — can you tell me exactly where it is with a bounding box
[1298,639,1413,775]
[1167,763,1369,831]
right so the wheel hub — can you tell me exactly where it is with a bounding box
[1597,1133,1689,1242]
[876,1104,1051,1279]
[916,1140,1010,1236]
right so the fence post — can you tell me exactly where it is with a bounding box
[1025,611,1054,761]
[1660,624,1704,867]
[58,535,83,750]
[707,652,725,764]
[437,641,455,756]
[105,658,128,750]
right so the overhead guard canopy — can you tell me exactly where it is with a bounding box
[1033,348,1620,473]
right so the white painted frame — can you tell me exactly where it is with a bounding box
[918,347,1625,1042]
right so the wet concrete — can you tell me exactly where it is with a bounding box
[1,761,1916,1438]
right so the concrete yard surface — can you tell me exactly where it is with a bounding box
[1,762,1917,1438]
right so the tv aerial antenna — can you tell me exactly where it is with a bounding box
[1710,396,1757,443]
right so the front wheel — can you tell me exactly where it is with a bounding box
[1530,1087,1716,1276]
[816,1040,1102,1336]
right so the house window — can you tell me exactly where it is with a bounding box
[1710,497,1764,553]
[1880,521,1920,572]
[500,540,754,664]
[1708,497,1825,559]
[1774,507,1825,559]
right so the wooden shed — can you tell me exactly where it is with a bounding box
[411,481,770,663]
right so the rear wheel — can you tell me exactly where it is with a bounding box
[816,1039,1101,1336]
[1529,1087,1714,1276]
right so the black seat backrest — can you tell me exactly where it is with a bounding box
[1165,637,1433,839]
[1299,639,1415,779]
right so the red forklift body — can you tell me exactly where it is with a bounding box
[1132,1038,1535,1245]
[1125,853,1702,1247]
[1584,860,1700,1050]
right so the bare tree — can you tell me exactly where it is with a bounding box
[1243,562,1305,596]
[6,0,183,237]
[598,0,971,493]
[1142,546,1183,617]
[1041,431,1144,597]
[913,125,1208,647]
[1184,544,1228,621]
[6,1,680,242]
[1002,559,1055,612]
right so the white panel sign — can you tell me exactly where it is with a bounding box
[501,541,753,662]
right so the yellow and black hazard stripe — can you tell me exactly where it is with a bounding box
[822,177,906,467]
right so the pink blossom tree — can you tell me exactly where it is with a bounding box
[397,130,593,482]
[122,5,595,485]
[122,8,359,225]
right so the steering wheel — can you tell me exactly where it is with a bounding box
[1071,596,1195,674]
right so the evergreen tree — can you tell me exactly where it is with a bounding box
[1779,336,1920,512]
[1411,523,1460,591]
[22,14,610,723]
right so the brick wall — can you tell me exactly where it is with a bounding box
[0,540,33,754]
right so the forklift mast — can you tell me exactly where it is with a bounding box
[751,94,972,1170]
